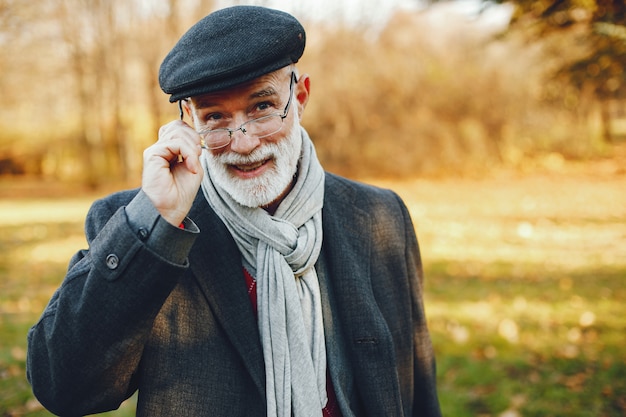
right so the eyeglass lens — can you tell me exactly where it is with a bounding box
[199,72,296,150]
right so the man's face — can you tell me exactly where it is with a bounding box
[188,68,307,208]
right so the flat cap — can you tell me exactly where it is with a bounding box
[159,6,306,102]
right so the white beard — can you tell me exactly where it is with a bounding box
[204,119,303,208]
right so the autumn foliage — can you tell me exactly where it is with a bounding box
[0,1,618,184]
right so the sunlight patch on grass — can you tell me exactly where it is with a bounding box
[13,235,87,264]
[428,296,621,352]
[376,175,626,272]
[0,199,92,226]
[412,214,626,269]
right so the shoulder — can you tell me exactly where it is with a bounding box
[87,188,141,217]
[84,188,141,240]
[324,172,405,212]
[323,172,416,239]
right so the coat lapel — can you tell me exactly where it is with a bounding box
[186,193,266,399]
[321,174,403,416]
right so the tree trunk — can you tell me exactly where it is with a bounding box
[600,100,613,144]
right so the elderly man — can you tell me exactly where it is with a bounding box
[27,5,441,417]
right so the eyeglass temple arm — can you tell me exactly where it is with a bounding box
[178,100,185,120]
[282,72,298,118]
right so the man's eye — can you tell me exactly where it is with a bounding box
[255,102,274,112]
[206,113,223,121]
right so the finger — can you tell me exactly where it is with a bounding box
[158,120,205,164]
[180,142,204,174]
[144,137,194,168]
[161,140,203,173]
[158,120,198,144]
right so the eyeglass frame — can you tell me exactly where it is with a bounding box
[178,71,298,150]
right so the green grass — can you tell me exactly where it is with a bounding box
[1,171,625,416]
[426,264,626,417]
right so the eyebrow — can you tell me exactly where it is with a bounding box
[251,87,278,98]
[192,86,279,110]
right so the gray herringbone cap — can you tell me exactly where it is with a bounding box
[159,5,306,102]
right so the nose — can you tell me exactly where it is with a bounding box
[228,128,261,154]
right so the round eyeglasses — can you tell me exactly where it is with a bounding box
[195,72,297,150]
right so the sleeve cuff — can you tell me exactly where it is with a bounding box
[125,190,199,265]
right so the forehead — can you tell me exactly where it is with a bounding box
[190,69,289,109]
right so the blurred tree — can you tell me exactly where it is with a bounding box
[0,0,39,155]
[0,0,33,77]
[137,0,213,152]
[2,0,616,182]
[491,0,626,142]
[55,0,132,187]
[30,0,215,185]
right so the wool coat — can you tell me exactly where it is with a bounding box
[27,172,441,417]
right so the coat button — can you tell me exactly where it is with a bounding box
[137,227,149,240]
[106,254,119,270]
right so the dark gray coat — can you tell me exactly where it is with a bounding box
[27,173,441,417]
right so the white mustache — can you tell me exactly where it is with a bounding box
[216,144,278,166]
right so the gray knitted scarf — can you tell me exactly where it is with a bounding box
[200,128,327,417]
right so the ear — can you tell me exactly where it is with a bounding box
[182,100,193,119]
[295,73,311,118]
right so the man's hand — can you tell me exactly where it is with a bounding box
[142,120,204,226]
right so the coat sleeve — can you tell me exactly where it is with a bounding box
[26,190,198,416]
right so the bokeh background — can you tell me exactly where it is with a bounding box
[1,0,624,416]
